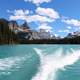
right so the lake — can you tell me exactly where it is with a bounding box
[0,45,80,80]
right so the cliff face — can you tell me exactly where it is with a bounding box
[0,19,19,44]
[0,18,80,44]
[9,21,19,31]
[0,19,33,44]
[21,22,30,29]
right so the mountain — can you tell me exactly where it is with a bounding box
[0,19,19,44]
[0,18,80,44]
[21,22,30,29]
[65,31,80,39]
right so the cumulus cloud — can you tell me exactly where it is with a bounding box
[8,7,60,33]
[9,14,54,23]
[36,7,60,19]
[38,23,53,32]
[7,10,13,13]
[58,29,70,33]
[24,0,51,6]
[8,9,30,20]
[9,15,26,21]
[8,7,59,23]
[14,9,30,16]
[27,15,54,23]
[7,9,30,16]
[62,19,80,27]
[67,26,72,29]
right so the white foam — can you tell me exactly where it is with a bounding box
[0,55,30,75]
[32,48,80,80]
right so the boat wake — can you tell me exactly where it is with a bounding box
[0,55,31,75]
[32,48,80,80]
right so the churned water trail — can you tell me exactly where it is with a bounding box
[32,48,80,80]
[0,55,31,75]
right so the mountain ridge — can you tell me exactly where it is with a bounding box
[0,18,80,44]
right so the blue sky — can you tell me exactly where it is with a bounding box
[0,0,80,37]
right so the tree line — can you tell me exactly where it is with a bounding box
[0,18,80,44]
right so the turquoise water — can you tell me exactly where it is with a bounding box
[0,45,80,80]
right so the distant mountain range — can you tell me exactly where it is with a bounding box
[0,18,80,44]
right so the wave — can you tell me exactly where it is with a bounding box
[0,55,31,75]
[32,48,80,80]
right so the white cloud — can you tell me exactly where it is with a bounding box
[58,30,70,33]
[8,8,59,33]
[8,9,30,20]
[38,23,52,32]
[26,15,54,23]
[9,14,54,23]
[9,15,26,21]
[7,10,12,13]
[8,8,58,23]
[14,9,30,16]
[36,7,60,19]
[67,26,72,29]
[54,34,58,37]
[24,0,51,6]
[7,9,30,16]
[62,19,80,27]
